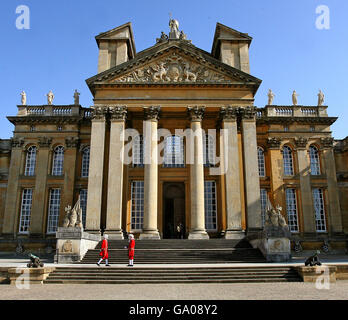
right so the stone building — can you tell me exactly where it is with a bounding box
[0,21,347,252]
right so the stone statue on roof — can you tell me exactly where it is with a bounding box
[46,90,54,105]
[73,89,80,105]
[169,18,180,39]
[292,90,298,106]
[20,91,26,105]
[267,89,275,105]
[317,89,325,106]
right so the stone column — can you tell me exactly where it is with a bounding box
[220,107,244,239]
[295,138,316,234]
[140,106,161,239]
[241,107,262,233]
[30,137,52,236]
[187,106,209,239]
[105,106,127,239]
[321,137,343,234]
[85,106,107,234]
[2,137,24,236]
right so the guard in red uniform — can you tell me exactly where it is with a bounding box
[128,234,135,267]
[97,234,110,266]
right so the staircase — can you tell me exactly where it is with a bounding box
[44,266,302,284]
[79,239,266,264]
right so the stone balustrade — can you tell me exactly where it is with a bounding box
[260,105,328,118]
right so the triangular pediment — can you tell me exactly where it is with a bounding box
[86,42,261,89]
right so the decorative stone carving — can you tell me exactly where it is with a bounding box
[91,106,108,120]
[46,90,54,105]
[11,137,24,148]
[265,205,288,229]
[38,137,52,148]
[322,239,330,253]
[267,137,281,149]
[294,240,303,253]
[20,91,27,105]
[169,18,180,39]
[239,106,257,120]
[321,137,334,148]
[295,137,308,149]
[62,240,73,253]
[220,106,238,121]
[115,53,229,83]
[292,90,299,106]
[16,242,24,255]
[65,136,80,148]
[144,106,161,121]
[188,106,205,121]
[73,89,80,105]
[318,90,325,106]
[156,31,168,43]
[267,89,275,105]
[109,106,127,121]
[179,31,187,40]
[62,197,83,229]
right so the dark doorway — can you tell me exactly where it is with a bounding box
[163,182,185,239]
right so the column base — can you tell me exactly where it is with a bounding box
[139,230,161,240]
[84,230,101,236]
[188,231,209,240]
[224,230,245,240]
[104,230,124,240]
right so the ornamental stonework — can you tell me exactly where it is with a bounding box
[11,137,24,149]
[109,106,127,121]
[144,106,161,121]
[220,106,238,121]
[239,106,257,120]
[267,137,282,149]
[295,137,308,149]
[188,106,205,121]
[38,137,52,148]
[321,137,334,148]
[91,106,108,120]
[65,137,80,148]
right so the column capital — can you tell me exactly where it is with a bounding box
[295,137,308,149]
[91,105,108,121]
[38,136,52,148]
[187,106,205,121]
[267,137,282,149]
[65,136,80,149]
[109,105,127,121]
[10,137,25,149]
[240,106,257,120]
[144,106,161,121]
[320,137,334,149]
[220,106,238,121]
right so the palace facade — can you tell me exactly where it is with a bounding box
[0,21,347,252]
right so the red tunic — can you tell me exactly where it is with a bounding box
[99,239,109,259]
[128,239,135,259]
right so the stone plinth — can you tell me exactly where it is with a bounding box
[8,267,55,285]
[55,227,101,263]
[295,266,337,283]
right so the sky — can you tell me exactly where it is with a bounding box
[0,0,347,139]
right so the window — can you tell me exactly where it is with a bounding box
[57,125,63,131]
[131,181,144,230]
[257,147,265,177]
[203,134,216,167]
[30,125,35,132]
[313,188,326,232]
[133,135,144,167]
[47,189,61,233]
[260,189,268,227]
[80,189,88,228]
[19,189,33,233]
[282,145,294,176]
[52,146,64,175]
[81,147,90,177]
[24,146,37,176]
[309,146,320,175]
[204,181,217,230]
[285,188,299,232]
[163,136,184,168]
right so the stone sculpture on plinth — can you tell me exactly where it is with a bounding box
[20,91,27,105]
[46,90,54,105]
[267,89,275,105]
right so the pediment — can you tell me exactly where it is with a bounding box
[86,43,261,88]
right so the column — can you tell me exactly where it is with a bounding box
[2,138,24,236]
[295,138,316,234]
[105,106,127,239]
[30,137,52,236]
[220,107,244,239]
[187,106,209,239]
[241,107,262,233]
[140,106,161,239]
[321,137,343,234]
[85,106,107,234]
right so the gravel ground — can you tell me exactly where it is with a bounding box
[0,281,348,300]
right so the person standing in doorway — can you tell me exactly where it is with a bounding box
[128,234,135,267]
[97,234,110,266]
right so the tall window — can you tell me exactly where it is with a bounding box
[19,189,33,233]
[282,145,294,176]
[257,147,265,177]
[133,135,144,167]
[131,181,144,230]
[47,189,61,233]
[52,146,64,175]
[203,135,216,167]
[24,146,37,176]
[285,188,299,232]
[80,189,88,228]
[163,136,184,168]
[313,188,326,232]
[204,181,217,230]
[260,189,268,227]
[309,146,320,175]
[81,147,90,177]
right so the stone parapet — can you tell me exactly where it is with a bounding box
[295,265,337,283]
[8,267,55,285]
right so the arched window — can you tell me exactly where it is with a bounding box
[203,134,216,167]
[309,145,320,175]
[257,147,265,177]
[24,146,37,176]
[81,147,90,177]
[282,145,294,176]
[52,146,64,175]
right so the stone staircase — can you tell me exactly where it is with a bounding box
[44,266,302,284]
[79,239,266,264]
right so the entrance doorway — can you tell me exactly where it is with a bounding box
[163,182,185,239]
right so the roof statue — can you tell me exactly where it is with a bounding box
[62,196,83,230]
[46,90,54,105]
[20,91,26,105]
[73,89,80,105]
[292,90,298,106]
[267,89,275,105]
[318,89,325,106]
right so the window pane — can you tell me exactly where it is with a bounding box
[24,146,37,176]
[257,147,265,177]
[260,189,268,227]
[19,189,33,233]
[81,147,90,177]
[203,135,216,168]
[163,136,184,168]
[133,135,144,167]
[204,181,217,230]
[283,146,294,175]
[52,146,64,175]
[313,188,326,232]
[80,189,88,228]
[309,146,320,175]
[285,188,299,232]
[131,181,144,230]
[47,189,61,233]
